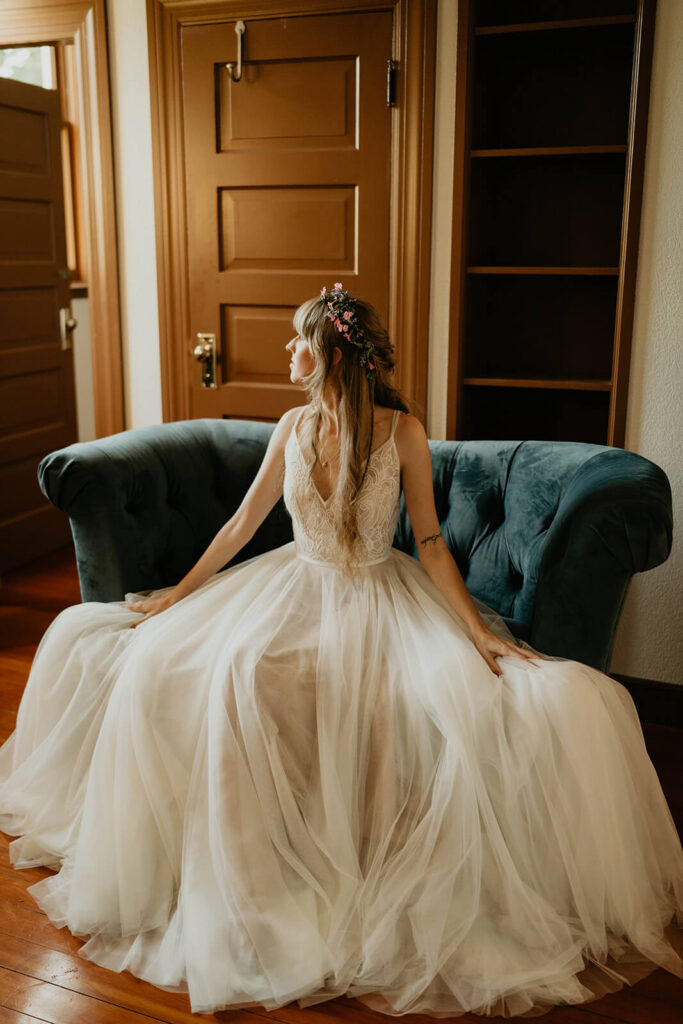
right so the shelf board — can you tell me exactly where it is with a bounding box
[467,266,620,276]
[471,145,628,158]
[463,378,613,391]
[475,15,636,37]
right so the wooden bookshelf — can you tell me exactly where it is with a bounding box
[446,0,657,446]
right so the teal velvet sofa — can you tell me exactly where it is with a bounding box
[38,418,673,674]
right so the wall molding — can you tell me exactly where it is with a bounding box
[610,672,682,728]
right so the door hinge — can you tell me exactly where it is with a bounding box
[386,60,397,107]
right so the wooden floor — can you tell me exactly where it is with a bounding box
[0,547,681,1024]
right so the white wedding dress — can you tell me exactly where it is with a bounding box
[1,407,682,1018]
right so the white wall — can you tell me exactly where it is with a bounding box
[609,0,683,684]
[106,0,163,428]
[72,296,96,441]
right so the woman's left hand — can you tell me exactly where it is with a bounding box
[125,593,176,629]
[470,624,541,677]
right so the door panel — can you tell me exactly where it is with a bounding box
[181,10,393,420]
[0,77,77,572]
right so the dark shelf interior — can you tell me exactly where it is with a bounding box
[464,275,617,379]
[469,153,626,267]
[449,0,653,447]
[461,386,610,443]
[472,22,635,148]
[475,1,637,30]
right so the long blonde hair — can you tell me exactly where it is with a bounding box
[292,292,412,571]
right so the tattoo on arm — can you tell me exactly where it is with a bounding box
[419,532,442,548]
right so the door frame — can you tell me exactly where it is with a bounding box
[147,0,436,422]
[0,0,125,438]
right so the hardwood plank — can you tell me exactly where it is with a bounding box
[0,902,81,958]
[582,955,683,1024]
[0,1003,56,1024]
[0,965,180,1024]
[0,932,257,1024]
[0,548,79,611]
[256,996,631,1024]
[0,609,60,652]
[0,716,18,741]
[0,863,52,887]
[0,874,50,911]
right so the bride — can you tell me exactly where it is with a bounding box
[1,283,682,1018]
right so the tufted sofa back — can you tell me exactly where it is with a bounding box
[396,438,670,628]
[39,417,673,672]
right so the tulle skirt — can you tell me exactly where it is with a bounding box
[1,541,682,1017]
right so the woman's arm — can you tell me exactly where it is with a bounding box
[126,406,304,627]
[396,415,538,675]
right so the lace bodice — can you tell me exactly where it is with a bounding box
[283,408,402,567]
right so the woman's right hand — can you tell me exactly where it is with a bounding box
[125,593,176,629]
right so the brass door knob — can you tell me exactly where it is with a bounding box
[193,341,213,361]
[193,333,218,389]
[60,307,78,351]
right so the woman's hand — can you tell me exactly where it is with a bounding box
[125,594,176,629]
[470,623,541,677]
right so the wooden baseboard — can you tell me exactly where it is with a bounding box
[610,673,682,728]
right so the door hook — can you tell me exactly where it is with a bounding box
[225,21,246,82]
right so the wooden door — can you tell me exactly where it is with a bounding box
[0,77,77,573]
[181,10,393,420]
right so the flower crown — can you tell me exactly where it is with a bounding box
[319,282,376,383]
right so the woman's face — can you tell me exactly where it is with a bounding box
[286,333,316,384]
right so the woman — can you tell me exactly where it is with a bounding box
[1,284,682,1018]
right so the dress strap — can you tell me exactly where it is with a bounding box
[389,408,401,438]
[290,405,308,443]
[286,407,308,464]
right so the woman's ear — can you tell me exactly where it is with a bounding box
[332,346,342,366]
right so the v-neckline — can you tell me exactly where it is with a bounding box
[293,414,398,507]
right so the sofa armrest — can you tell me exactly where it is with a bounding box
[38,420,291,602]
[529,449,673,671]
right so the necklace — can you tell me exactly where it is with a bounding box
[316,418,339,469]
[319,438,338,468]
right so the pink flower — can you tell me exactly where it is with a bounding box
[343,310,352,321]
[336,320,344,332]
[333,281,343,290]
[342,324,349,332]
[368,362,375,370]
[320,286,326,297]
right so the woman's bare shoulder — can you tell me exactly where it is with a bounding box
[281,403,309,423]
[394,411,426,442]
[394,412,429,466]
[267,405,309,451]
